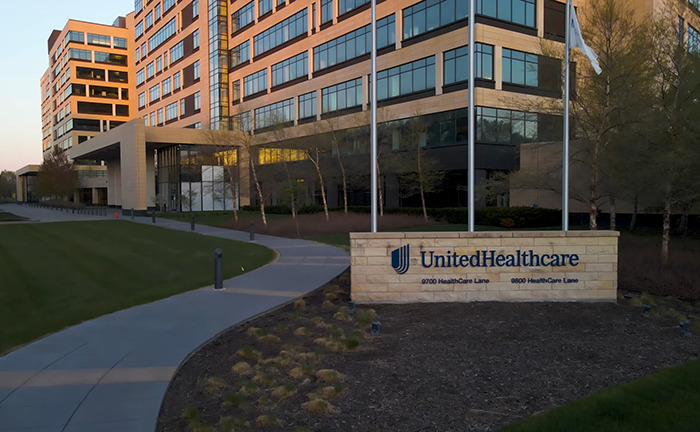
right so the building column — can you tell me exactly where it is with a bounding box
[119,120,148,212]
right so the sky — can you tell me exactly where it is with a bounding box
[0,0,134,173]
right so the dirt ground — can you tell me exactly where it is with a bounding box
[157,213,700,432]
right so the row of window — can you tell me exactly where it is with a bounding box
[68,48,128,66]
[143,91,201,126]
[237,42,551,105]
[138,71,183,107]
[63,30,126,49]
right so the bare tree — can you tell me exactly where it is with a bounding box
[647,4,700,262]
[36,147,78,202]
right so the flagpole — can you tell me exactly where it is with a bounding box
[563,0,571,232]
[370,0,378,233]
[467,0,475,232]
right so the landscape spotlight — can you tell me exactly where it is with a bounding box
[680,321,691,338]
[643,304,651,317]
[348,301,356,314]
[371,321,381,337]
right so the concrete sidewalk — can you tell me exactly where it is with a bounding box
[0,204,349,431]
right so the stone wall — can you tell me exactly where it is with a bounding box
[350,231,618,303]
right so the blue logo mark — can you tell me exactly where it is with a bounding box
[391,245,410,274]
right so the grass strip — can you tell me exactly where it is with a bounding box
[498,359,700,432]
[0,220,275,354]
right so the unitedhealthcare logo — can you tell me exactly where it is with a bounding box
[391,245,410,274]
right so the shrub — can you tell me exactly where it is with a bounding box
[302,399,339,415]
[255,414,281,428]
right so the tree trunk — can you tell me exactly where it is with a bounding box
[309,149,329,221]
[226,165,239,221]
[629,194,638,232]
[661,183,672,265]
[589,146,600,230]
[249,155,267,227]
[336,147,348,214]
[609,195,616,231]
[417,147,428,221]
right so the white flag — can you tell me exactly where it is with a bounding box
[569,3,602,75]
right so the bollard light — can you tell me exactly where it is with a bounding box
[348,301,356,314]
[191,215,195,231]
[152,210,156,224]
[131,208,135,220]
[680,321,691,338]
[643,304,651,317]
[214,248,223,290]
[249,222,255,241]
[371,321,381,337]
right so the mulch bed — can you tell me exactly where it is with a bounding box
[157,272,700,432]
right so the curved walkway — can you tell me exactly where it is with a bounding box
[0,204,350,432]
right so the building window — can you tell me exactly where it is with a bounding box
[193,29,200,49]
[136,47,141,63]
[157,108,164,125]
[272,51,308,87]
[166,101,178,120]
[255,98,294,129]
[164,0,175,11]
[138,92,146,108]
[137,68,145,85]
[66,30,84,44]
[339,0,368,15]
[254,9,307,56]
[377,56,435,101]
[174,71,181,89]
[322,77,362,113]
[194,91,201,110]
[155,3,162,20]
[135,0,143,13]
[147,62,155,79]
[314,14,394,71]
[150,111,156,125]
[403,0,468,40]
[156,56,163,73]
[193,60,200,80]
[502,48,538,87]
[114,37,127,49]
[146,11,154,28]
[148,17,177,53]
[94,52,128,66]
[69,48,91,61]
[244,68,268,96]
[163,77,172,95]
[136,20,144,38]
[149,84,161,102]
[230,40,250,67]
[171,41,184,63]
[444,43,494,85]
[259,0,272,16]
[476,107,543,145]
[233,111,252,131]
[87,33,111,46]
[180,98,186,115]
[689,25,700,53]
[299,91,316,120]
[193,0,199,16]
[321,0,333,24]
[232,1,255,32]
[478,0,536,28]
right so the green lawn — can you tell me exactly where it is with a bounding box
[498,359,700,432]
[0,220,275,354]
[0,211,26,222]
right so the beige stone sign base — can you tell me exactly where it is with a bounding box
[350,231,619,303]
